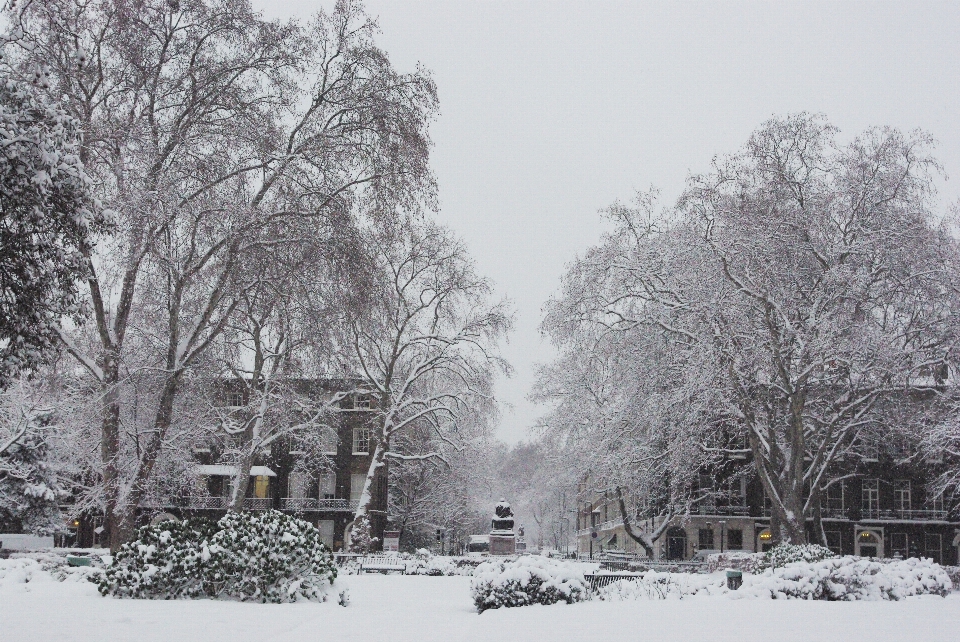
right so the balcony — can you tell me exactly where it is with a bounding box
[141,497,273,510]
[691,504,750,516]
[280,498,359,513]
[860,508,949,521]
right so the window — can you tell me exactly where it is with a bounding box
[890,533,908,558]
[726,529,743,550]
[860,441,880,461]
[825,482,844,512]
[825,530,842,555]
[861,479,879,515]
[253,475,269,499]
[350,474,367,502]
[927,491,945,513]
[353,394,371,410]
[288,472,309,499]
[352,425,370,454]
[227,390,244,407]
[723,478,746,506]
[698,474,713,492]
[320,472,336,499]
[698,528,714,549]
[893,480,911,512]
[925,533,942,563]
[322,429,337,455]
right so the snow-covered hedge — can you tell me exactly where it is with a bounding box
[471,556,588,612]
[598,556,952,602]
[738,556,952,600]
[98,511,338,603]
[598,572,726,600]
[759,542,835,570]
[405,550,482,576]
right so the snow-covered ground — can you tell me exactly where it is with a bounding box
[3,561,960,642]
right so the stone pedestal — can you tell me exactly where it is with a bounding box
[489,532,516,556]
[489,499,517,556]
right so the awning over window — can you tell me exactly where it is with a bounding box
[195,465,276,477]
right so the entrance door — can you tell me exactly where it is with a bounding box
[856,530,881,558]
[666,528,687,560]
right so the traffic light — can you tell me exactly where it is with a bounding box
[436,528,442,542]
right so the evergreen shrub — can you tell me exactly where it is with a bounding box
[98,510,337,603]
[471,556,588,612]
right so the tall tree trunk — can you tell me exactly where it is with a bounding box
[100,350,123,552]
[111,373,182,549]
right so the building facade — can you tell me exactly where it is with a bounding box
[576,451,960,565]
[69,380,388,551]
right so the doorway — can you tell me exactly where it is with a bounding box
[666,527,687,560]
[855,529,883,558]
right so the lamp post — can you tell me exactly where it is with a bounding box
[719,520,727,554]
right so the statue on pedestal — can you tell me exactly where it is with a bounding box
[489,498,517,555]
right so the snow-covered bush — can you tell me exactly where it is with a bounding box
[212,511,337,602]
[759,542,835,569]
[347,514,378,553]
[598,571,726,600]
[404,551,481,576]
[471,556,588,612]
[97,517,220,599]
[706,551,764,573]
[738,556,952,600]
[98,511,337,603]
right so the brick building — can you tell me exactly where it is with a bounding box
[69,380,388,551]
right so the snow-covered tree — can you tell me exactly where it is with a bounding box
[343,216,512,543]
[539,114,960,545]
[4,0,437,549]
[0,379,68,534]
[0,77,104,385]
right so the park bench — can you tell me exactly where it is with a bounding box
[360,555,407,574]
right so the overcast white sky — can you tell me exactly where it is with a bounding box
[254,0,960,444]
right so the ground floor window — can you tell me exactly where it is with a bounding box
[925,533,942,563]
[317,520,335,548]
[698,527,714,549]
[726,528,743,550]
[825,530,842,555]
[890,532,908,558]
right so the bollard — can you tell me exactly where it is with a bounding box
[726,569,743,590]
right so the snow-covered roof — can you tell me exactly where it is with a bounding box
[195,465,276,477]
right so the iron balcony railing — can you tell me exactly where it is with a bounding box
[140,497,273,510]
[690,504,750,516]
[280,498,359,512]
[860,508,949,521]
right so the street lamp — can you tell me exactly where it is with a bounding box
[719,520,727,554]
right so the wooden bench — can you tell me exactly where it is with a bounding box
[360,555,407,574]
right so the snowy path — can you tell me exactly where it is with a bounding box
[4,573,960,642]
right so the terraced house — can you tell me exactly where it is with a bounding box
[576,442,959,565]
[70,380,387,551]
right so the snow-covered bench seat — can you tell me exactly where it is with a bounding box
[360,555,407,574]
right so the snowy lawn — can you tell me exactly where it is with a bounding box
[4,568,960,642]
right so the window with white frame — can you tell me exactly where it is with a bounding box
[890,532,908,558]
[862,479,879,514]
[227,390,244,407]
[893,480,911,512]
[353,394,371,410]
[825,481,844,512]
[352,425,370,454]
[320,472,336,499]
